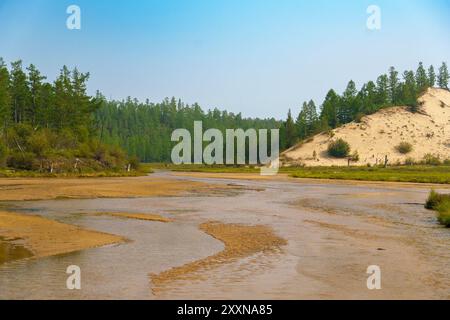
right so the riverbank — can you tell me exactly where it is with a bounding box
[0,174,246,266]
[0,168,152,178]
[150,221,287,294]
[144,163,450,184]
[0,171,448,299]
[0,176,221,201]
[0,211,125,262]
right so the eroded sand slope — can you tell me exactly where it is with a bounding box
[282,88,450,166]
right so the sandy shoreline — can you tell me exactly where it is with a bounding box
[0,175,250,265]
[0,172,448,299]
[0,176,218,201]
[0,211,126,261]
[150,221,287,295]
[92,212,172,223]
[173,171,450,189]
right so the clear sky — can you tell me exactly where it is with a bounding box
[0,0,449,119]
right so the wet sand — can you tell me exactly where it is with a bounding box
[0,176,226,201]
[0,211,125,260]
[0,172,448,299]
[92,212,172,223]
[151,221,287,294]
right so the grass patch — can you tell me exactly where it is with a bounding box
[425,190,450,227]
[0,168,149,178]
[327,138,350,158]
[143,163,450,184]
[395,142,413,154]
[142,163,260,174]
[288,165,450,184]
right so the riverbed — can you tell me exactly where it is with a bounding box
[0,172,448,299]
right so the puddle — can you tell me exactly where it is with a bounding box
[0,237,33,265]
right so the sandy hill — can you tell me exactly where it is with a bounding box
[281,88,450,167]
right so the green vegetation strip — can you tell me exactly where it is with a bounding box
[288,166,450,184]
[0,168,150,178]
[145,163,450,185]
[425,190,450,227]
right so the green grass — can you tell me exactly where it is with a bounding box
[141,163,260,174]
[425,190,450,227]
[0,168,150,178]
[143,163,450,184]
[288,165,450,184]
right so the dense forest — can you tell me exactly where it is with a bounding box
[95,98,281,162]
[0,59,448,170]
[281,62,450,149]
[0,58,135,173]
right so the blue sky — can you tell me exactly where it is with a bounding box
[0,0,449,119]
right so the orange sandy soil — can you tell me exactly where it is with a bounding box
[150,221,287,294]
[0,176,223,201]
[0,211,125,260]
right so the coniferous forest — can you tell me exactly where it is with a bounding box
[0,59,135,173]
[0,58,448,171]
[281,62,449,149]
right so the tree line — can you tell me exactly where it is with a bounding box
[95,97,281,162]
[0,59,133,172]
[281,62,450,149]
[1,58,447,169]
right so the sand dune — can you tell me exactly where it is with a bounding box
[282,88,450,167]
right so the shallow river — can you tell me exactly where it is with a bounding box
[0,172,449,299]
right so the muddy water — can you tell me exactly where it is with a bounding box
[0,237,33,265]
[0,172,448,299]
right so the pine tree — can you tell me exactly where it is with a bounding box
[438,62,449,89]
[339,80,357,124]
[10,60,30,123]
[364,81,378,113]
[285,109,297,148]
[388,67,400,105]
[295,104,307,140]
[375,74,389,106]
[320,89,339,129]
[0,58,11,129]
[402,70,418,110]
[428,65,436,87]
[27,64,46,126]
[415,62,429,92]
[306,100,318,135]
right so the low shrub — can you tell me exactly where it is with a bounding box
[7,152,37,170]
[425,190,450,227]
[128,156,141,171]
[0,141,7,167]
[27,131,51,157]
[355,113,365,123]
[404,157,416,165]
[423,154,441,166]
[395,142,413,154]
[327,138,350,158]
[436,201,450,227]
[349,150,359,162]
